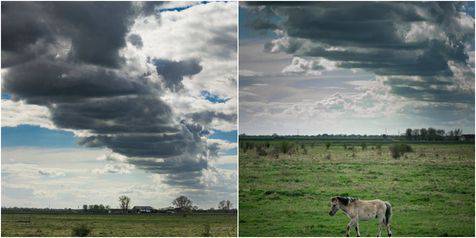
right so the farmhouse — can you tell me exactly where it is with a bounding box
[460,134,475,142]
[132,206,154,213]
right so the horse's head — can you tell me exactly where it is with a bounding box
[329,196,354,216]
[329,197,341,216]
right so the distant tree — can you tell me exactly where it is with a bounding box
[218,200,232,210]
[420,128,428,141]
[450,129,462,141]
[405,128,412,140]
[436,129,445,140]
[172,196,193,211]
[119,195,131,213]
[428,128,437,141]
[82,205,88,212]
[411,129,420,140]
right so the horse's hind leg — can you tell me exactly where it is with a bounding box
[377,216,385,237]
[377,220,385,237]
[386,224,392,237]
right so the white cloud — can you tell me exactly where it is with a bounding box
[1,99,94,137]
[207,138,236,153]
[96,151,128,162]
[282,57,337,75]
[1,99,54,129]
[38,169,66,178]
[92,163,135,175]
[122,2,237,132]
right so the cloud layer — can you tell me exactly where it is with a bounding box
[2,2,237,189]
[246,2,474,104]
[240,2,474,135]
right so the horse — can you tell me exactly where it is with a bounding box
[329,196,392,237]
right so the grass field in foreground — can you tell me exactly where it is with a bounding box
[239,142,474,237]
[1,213,236,237]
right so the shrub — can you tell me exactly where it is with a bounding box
[71,224,91,237]
[202,224,211,237]
[325,142,331,150]
[325,153,331,160]
[361,142,367,150]
[389,143,413,159]
[256,145,268,156]
[279,141,295,154]
[269,146,280,159]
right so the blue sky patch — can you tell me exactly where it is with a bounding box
[209,130,237,142]
[1,125,78,148]
[1,93,12,99]
[159,1,208,12]
[201,91,230,103]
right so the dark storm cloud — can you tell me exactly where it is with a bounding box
[188,111,237,125]
[129,158,207,188]
[245,1,475,104]
[152,59,203,91]
[127,34,144,49]
[3,59,149,103]
[2,1,136,68]
[50,96,177,134]
[78,123,206,158]
[1,2,218,188]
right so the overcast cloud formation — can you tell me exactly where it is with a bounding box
[2,1,237,197]
[240,1,474,135]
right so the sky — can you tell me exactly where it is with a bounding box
[239,1,475,136]
[1,1,237,209]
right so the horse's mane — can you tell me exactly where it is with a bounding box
[337,196,359,205]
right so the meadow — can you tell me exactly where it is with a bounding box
[1,213,237,237]
[239,138,474,237]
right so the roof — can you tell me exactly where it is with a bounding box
[132,206,154,209]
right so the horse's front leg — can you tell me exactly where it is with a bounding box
[346,218,357,237]
[355,221,361,237]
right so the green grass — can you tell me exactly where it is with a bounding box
[1,213,237,237]
[239,142,474,237]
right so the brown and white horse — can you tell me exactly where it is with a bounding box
[329,196,392,237]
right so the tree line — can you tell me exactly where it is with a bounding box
[405,128,463,141]
[78,195,234,213]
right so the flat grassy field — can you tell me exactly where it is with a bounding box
[239,142,474,237]
[1,213,237,237]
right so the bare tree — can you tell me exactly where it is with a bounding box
[172,196,193,211]
[119,195,131,213]
[218,200,232,210]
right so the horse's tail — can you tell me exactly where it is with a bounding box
[384,201,392,225]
